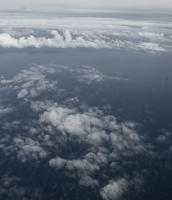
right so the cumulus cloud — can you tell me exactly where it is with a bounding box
[9,137,48,162]
[0,62,153,198]
[138,32,164,40]
[0,31,113,49]
[0,64,60,100]
[138,42,165,52]
[0,12,171,52]
[0,97,146,189]
[49,156,99,187]
[100,178,128,200]
[0,30,166,52]
[49,156,66,169]
[17,88,28,98]
[36,103,146,187]
[39,104,144,153]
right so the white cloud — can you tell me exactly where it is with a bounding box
[34,101,147,188]
[100,178,128,200]
[138,42,165,52]
[0,63,153,197]
[40,106,103,137]
[49,156,100,187]
[0,31,166,52]
[40,104,144,154]
[12,137,48,162]
[17,88,28,98]
[49,156,66,169]
[138,32,164,40]
[0,64,60,100]
[0,13,171,52]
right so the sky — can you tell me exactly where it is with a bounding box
[0,0,172,11]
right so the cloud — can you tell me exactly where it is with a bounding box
[17,88,28,98]
[73,65,105,84]
[1,0,172,10]
[0,13,171,52]
[40,104,144,153]
[37,103,146,188]
[138,32,164,40]
[0,106,13,115]
[0,31,112,49]
[0,63,153,198]
[0,64,60,100]
[138,42,165,52]
[100,178,128,200]
[9,137,48,162]
[49,156,99,187]
[0,30,166,52]
[49,156,66,169]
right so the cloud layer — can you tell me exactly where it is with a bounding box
[0,30,165,52]
[0,15,172,52]
[1,0,172,10]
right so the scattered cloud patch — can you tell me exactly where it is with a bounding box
[0,106,13,115]
[17,88,28,98]
[0,64,60,100]
[100,178,128,200]
[0,62,161,198]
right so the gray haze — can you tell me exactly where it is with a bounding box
[0,0,172,11]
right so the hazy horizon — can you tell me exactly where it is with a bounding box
[0,0,172,12]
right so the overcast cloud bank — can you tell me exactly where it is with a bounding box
[0,15,172,52]
[0,30,167,52]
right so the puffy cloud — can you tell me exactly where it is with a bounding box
[36,102,147,188]
[138,42,165,52]
[40,106,103,137]
[12,137,48,162]
[30,97,147,189]
[40,104,144,154]
[138,32,164,40]
[0,12,171,52]
[0,63,152,197]
[0,64,60,100]
[0,31,112,49]
[100,178,128,200]
[0,30,166,52]
[49,156,100,187]
[17,88,28,98]
[49,156,66,169]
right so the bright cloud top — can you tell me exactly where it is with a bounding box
[0,30,167,52]
[0,15,172,52]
